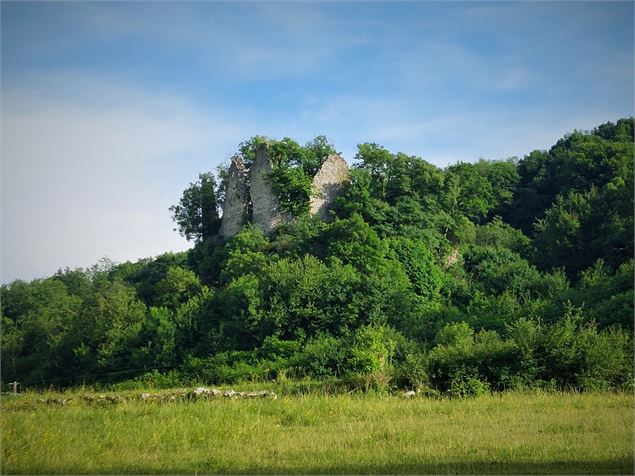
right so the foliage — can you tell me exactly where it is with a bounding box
[169,172,221,242]
[445,159,519,223]
[244,135,338,216]
[504,117,634,238]
[2,118,633,395]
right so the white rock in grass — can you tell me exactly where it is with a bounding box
[194,387,211,395]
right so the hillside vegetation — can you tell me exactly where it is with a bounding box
[1,118,633,394]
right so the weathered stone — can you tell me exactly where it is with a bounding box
[192,387,221,398]
[242,390,277,399]
[444,247,460,269]
[216,144,350,236]
[193,386,209,395]
[219,156,249,238]
[250,144,291,235]
[309,154,349,221]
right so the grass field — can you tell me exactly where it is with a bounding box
[1,390,633,474]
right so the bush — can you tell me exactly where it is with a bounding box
[448,373,491,398]
[393,348,428,390]
[299,334,347,379]
[344,325,398,392]
[135,369,186,389]
[428,323,521,394]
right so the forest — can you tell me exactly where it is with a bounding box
[1,118,633,395]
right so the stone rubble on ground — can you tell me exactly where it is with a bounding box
[33,387,278,406]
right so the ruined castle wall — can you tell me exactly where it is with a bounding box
[250,144,290,235]
[218,156,249,238]
[218,148,350,238]
[309,154,350,221]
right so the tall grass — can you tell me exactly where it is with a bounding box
[1,390,633,474]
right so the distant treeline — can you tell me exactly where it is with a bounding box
[2,118,633,394]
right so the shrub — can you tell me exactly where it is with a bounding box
[345,325,398,391]
[428,323,521,394]
[393,348,429,390]
[135,369,185,389]
[299,333,347,379]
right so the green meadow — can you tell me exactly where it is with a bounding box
[1,390,633,475]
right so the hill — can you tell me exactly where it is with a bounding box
[1,119,633,393]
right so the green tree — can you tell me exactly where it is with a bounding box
[388,237,442,301]
[1,278,82,386]
[69,278,146,376]
[155,267,205,309]
[170,172,221,242]
[504,118,634,235]
[248,135,338,216]
[445,159,519,224]
[346,324,398,391]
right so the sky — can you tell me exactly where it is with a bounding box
[1,1,633,283]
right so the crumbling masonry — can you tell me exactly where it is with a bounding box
[218,143,349,238]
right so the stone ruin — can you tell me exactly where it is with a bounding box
[218,155,249,238]
[309,154,350,221]
[218,142,350,239]
[249,144,292,235]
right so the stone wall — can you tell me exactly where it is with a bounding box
[249,143,290,235]
[218,156,249,238]
[219,147,350,238]
[309,154,350,221]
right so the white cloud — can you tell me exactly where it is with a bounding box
[1,75,253,282]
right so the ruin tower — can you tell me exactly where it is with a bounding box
[309,154,350,221]
[250,143,290,235]
[218,155,249,238]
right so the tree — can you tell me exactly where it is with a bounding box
[388,237,442,301]
[267,136,338,216]
[533,177,633,279]
[155,266,204,309]
[0,278,82,386]
[3,122,633,392]
[504,118,634,234]
[170,172,221,242]
[444,159,519,224]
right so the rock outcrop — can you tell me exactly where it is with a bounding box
[309,154,349,221]
[250,143,290,235]
[218,156,249,238]
[444,247,460,269]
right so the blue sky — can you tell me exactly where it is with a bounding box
[2,1,633,282]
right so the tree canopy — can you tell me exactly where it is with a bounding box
[2,118,633,394]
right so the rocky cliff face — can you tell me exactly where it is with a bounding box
[219,146,349,238]
[249,143,290,235]
[218,156,249,238]
[309,154,349,221]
